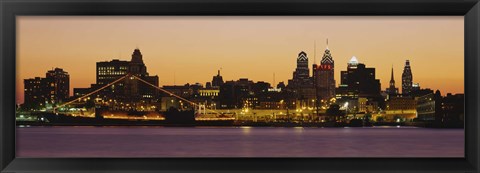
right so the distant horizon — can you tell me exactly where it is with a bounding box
[16,16,464,104]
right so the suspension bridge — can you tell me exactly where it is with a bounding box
[50,73,220,119]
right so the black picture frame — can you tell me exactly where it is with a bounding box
[1,0,479,172]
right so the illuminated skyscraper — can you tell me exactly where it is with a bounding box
[402,60,413,95]
[315,42,336,100]
[287,51,315,109]
[289,51,311,87]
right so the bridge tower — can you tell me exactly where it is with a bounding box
[197,104,206,115]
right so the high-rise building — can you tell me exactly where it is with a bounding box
[287,51,315,109]
[402,60,413,95]
[96,59,129,99]
[96,59,129,85]
[314,44,335,101]
[75,48,159,107]
[337,56,382,100]
[123,48,159,101]
[23,77,44,109]
[386,66,399,97]
[23,68,70,109]
[289,51,311,87]
[44,68,70,105]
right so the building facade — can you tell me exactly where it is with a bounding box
[402,60,413,95]
[23,68,70,109]
[314,47,336,101]
[287,51,315,109]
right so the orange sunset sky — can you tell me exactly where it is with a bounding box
[16,16,464,104]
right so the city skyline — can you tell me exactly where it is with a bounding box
[17,16,464,104]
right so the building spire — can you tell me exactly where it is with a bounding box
[391,65,394,81]
[326,38,329,50]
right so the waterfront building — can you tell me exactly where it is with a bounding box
[23,77,44,109]
[23,68,70,109]
[45,68,70,105]
[96,59,129,99]
[96,59,129,85]
[73,48,160,110]
[402,60,413,95]
[441,93,464,124]
[385,96,417,122]
[416,91,442,121]
[124,49,159,101]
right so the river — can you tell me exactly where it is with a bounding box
[16,126,464,157]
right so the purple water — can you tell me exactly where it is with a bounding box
[16,126,464,157]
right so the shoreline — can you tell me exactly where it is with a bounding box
[16,121,464,129]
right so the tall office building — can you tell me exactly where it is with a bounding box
[314,44,335,100]
[402,60,413,95]
[338,56,381,98]
[287,51,315,108]
[289,51,312,87]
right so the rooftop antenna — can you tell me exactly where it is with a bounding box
[326,38,329,50]
[173,71,176,85]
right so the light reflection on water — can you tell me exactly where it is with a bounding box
[16,126,464,158]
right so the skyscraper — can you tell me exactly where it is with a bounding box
[386,66,399,96]
[289,51,311,87]
[287,51,315,109]
[402,60,413,95]
[315,42,335,100]
[338,56,381,98]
